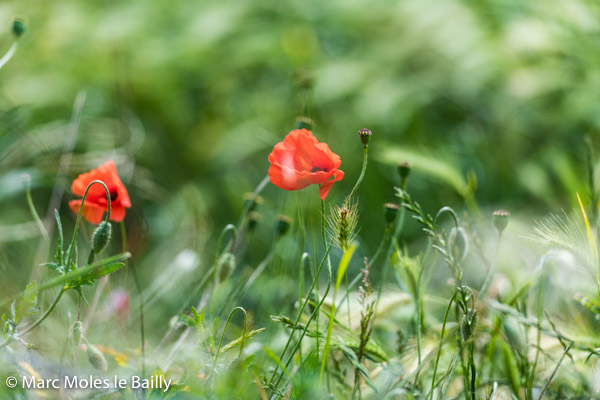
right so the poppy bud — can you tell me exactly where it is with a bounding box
[448,227,468,262]
[92,221,112,254]
[492,209,510,233]
[247,211,261,232]
[357,128,372,148]
[243,193,264,212]
[383,203,400,225]
[12,17,26,37]
[87,343,108,371]
[217,252,236,282]
[502,316,527,355]
[397,162,411,180]
[276,215,292,237]
[294,116,314,131]
[72,320,82,345]
[460,308,477,342]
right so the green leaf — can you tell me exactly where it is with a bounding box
[54,210,64,264]
[64,262,125,289]
[38,252,131,292]
[338,343,378,392]
[14,281,38,324]
[41,262,64,274]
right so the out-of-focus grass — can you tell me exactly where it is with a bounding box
[2,0,600,398]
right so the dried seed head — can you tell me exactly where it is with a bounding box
[492,209,510,233]
[357,128,372,148]
[448,227,468,262]
[383,203,400,225]
[92,221,112,254]
[276,215,292,237]
[72,321,82,346]
[87,343,108,371]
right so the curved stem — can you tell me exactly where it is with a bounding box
[0,42,18,70]
[346,147,368,204]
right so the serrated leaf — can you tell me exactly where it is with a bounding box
[65,262,125,289]
[13,282,38,324]
[37,252,131,292]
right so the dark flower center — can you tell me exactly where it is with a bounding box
[108,189,119,201]
[311,166,327,173]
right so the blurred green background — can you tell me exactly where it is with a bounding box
[2,0,600,344]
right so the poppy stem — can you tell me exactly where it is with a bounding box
[346,147,368,205]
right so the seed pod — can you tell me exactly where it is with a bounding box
[460,309,477,342]
[243,193,264,212]
[246,211,261,232]
[502,316,527,356]
[87,343,108,371]
[383,203,400,225]
[12,18,26,37]
[448,227,468,262]
[492,209,510,233]
[276,215,292,237]
[397,162,411,180]
[357,128,372,148]
[217,252,236,282]
[92,221,112,254]
[294,116,314,131]
[72,321,82,346]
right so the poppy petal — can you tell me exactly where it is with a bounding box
[69,200,105,224]
[319,170,345,200]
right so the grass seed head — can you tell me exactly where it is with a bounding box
[327,202,359,252]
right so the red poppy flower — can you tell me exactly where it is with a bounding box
[268,129,344,200]
[69,160,131,224]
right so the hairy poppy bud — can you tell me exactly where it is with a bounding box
[383,203,400,225]
[217,252,236,282]
[12,18,26,37]
[92,221,112,253]
[276,215,292,237]
[294,116,314,131]
[243,193,264,212]
[357,128,372,148]
[492,209,510,233]
[87,343,108,371]
[448,227,468,262]
[247,211,261,232]
[72,321,82,345]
